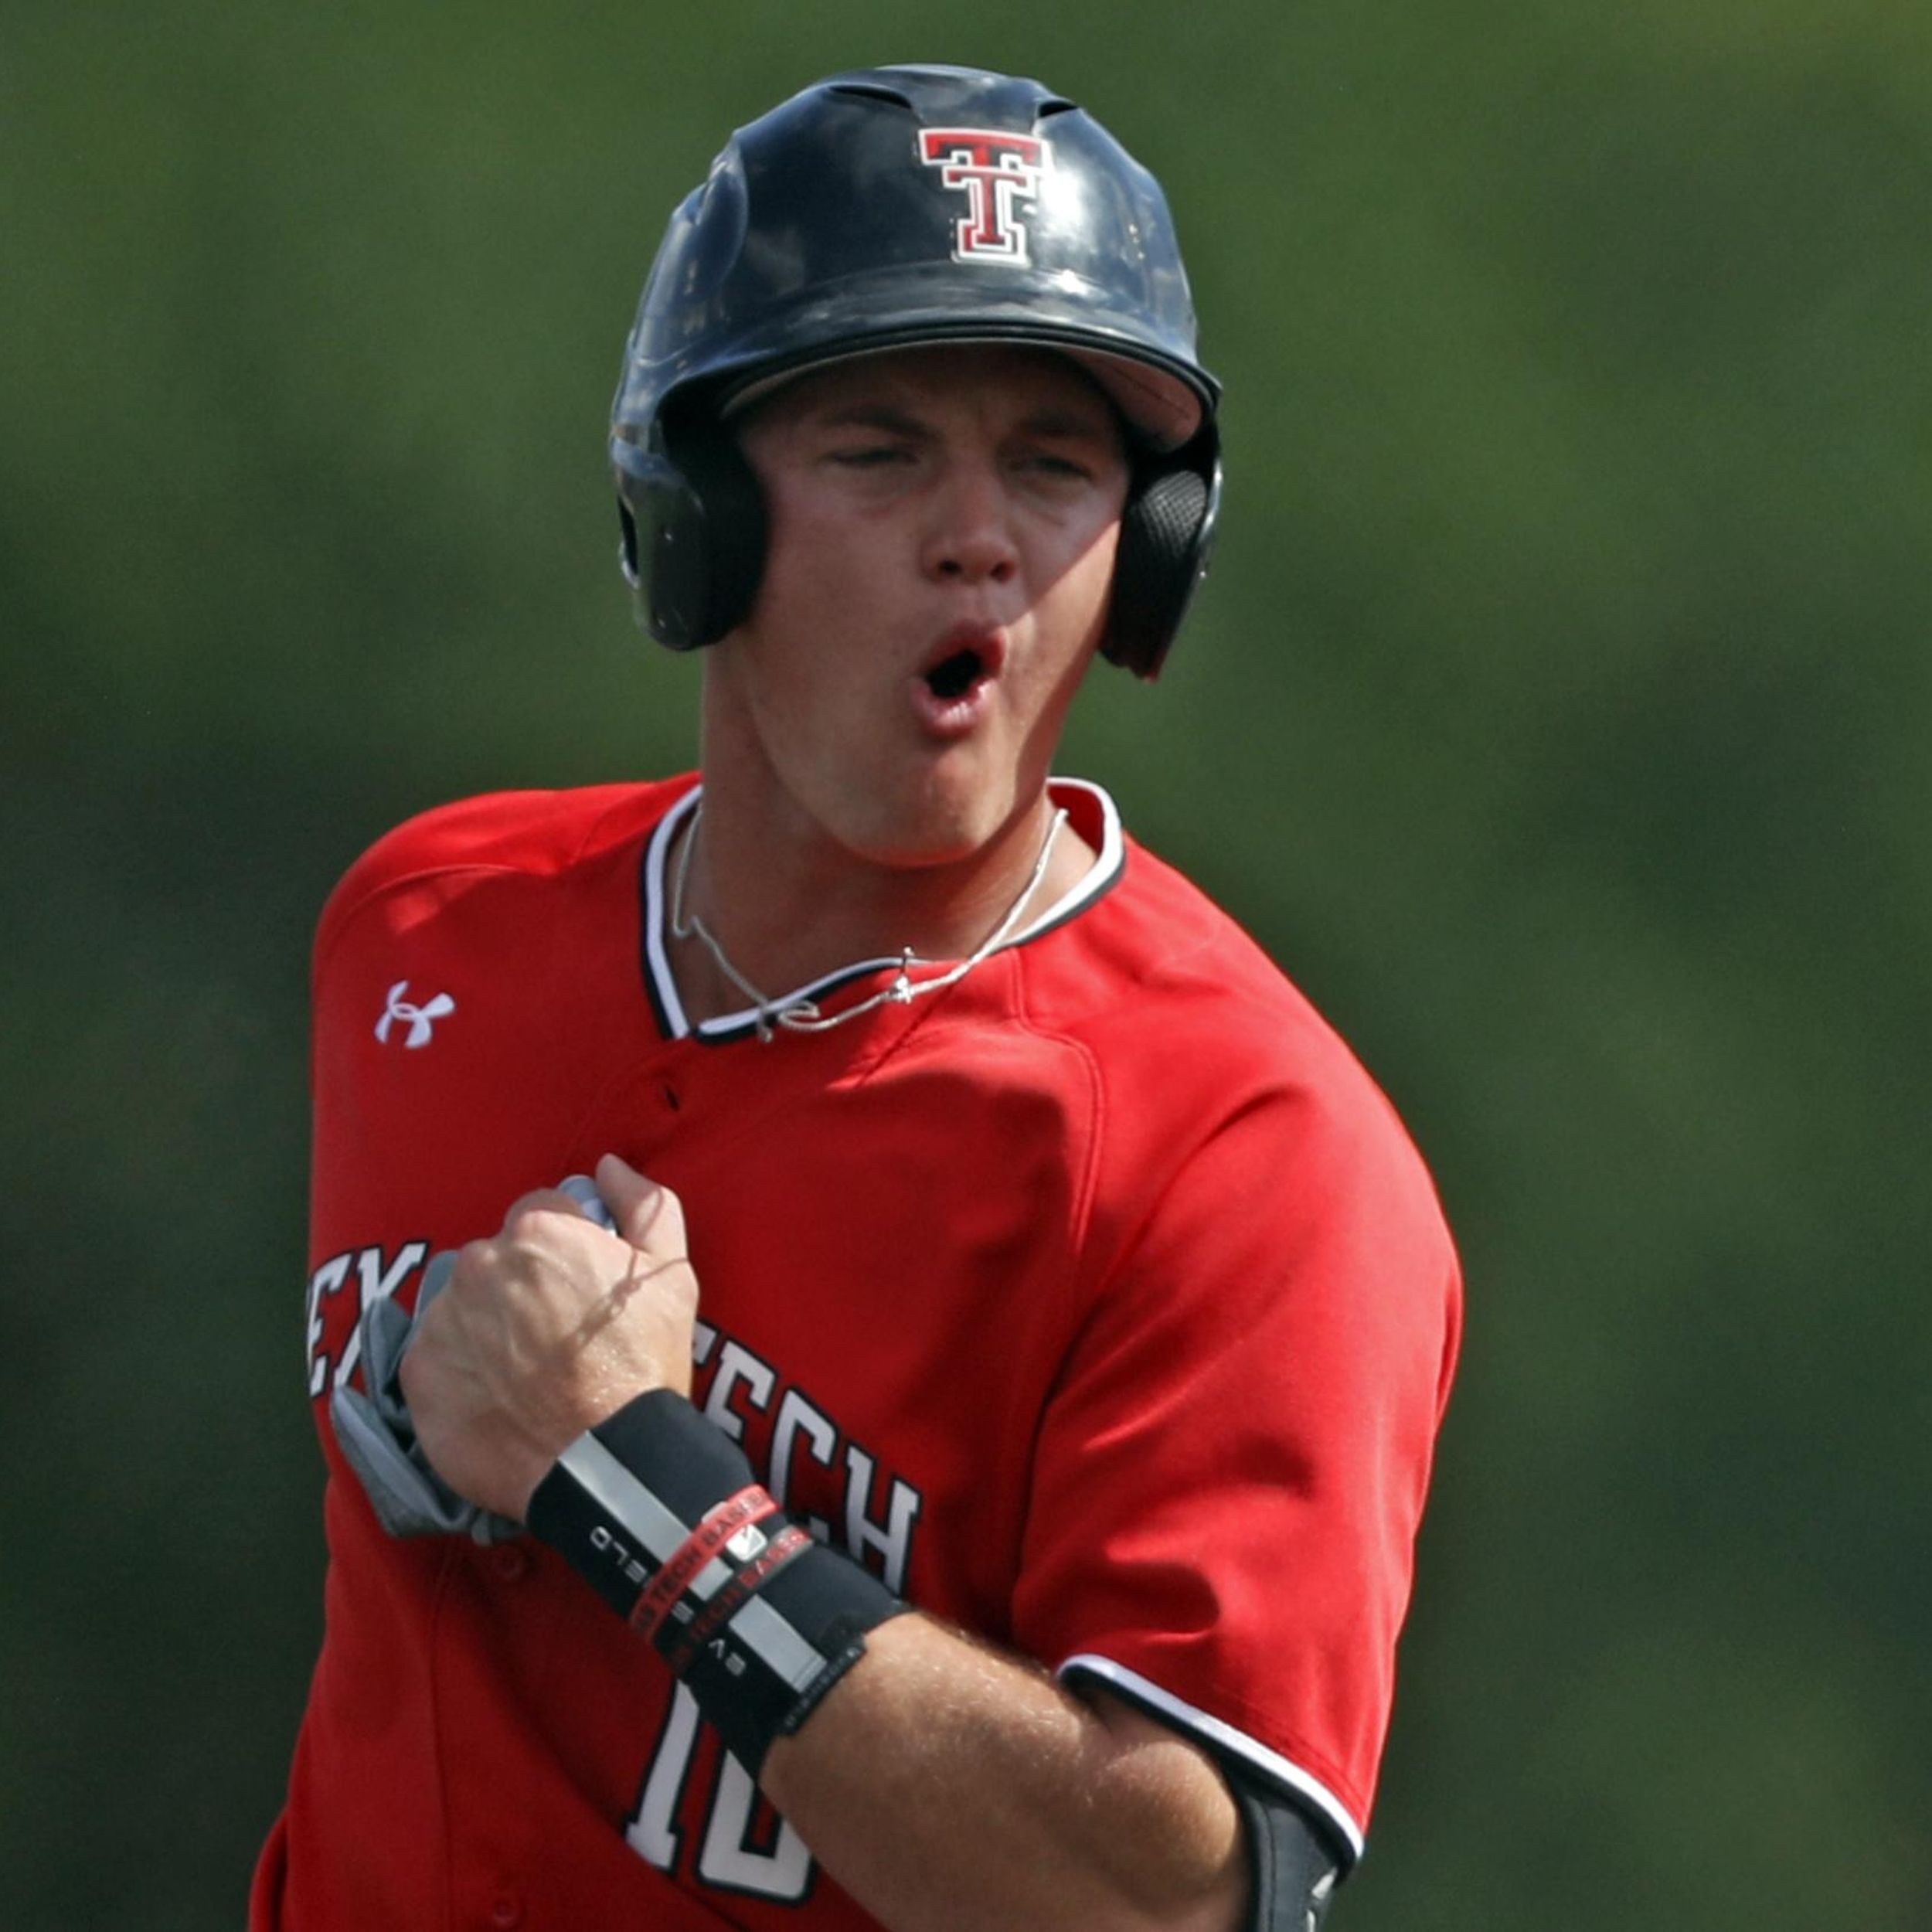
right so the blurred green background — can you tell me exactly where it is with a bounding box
[4,2,1927,1926]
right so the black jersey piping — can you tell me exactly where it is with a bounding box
[634,780,1128,1046]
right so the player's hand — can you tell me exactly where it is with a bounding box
[399,1154,699,1522]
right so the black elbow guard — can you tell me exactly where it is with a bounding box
[1230,1778,1347,1931]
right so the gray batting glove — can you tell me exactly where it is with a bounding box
[330,1174,617,1544]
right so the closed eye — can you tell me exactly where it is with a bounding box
[828,445,917,470]
[1021,453,1092,478]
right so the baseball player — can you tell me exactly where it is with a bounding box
[254,64,1461,1932]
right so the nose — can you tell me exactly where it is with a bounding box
[920,460,1019,586]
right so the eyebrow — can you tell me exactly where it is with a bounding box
[1016,406,1118,444]
[815,403,932,438]
[811,401,1119,444]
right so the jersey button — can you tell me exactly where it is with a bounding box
[487,1888,524,1928]
[489,1545,530,1583]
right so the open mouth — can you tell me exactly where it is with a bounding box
[923,647,987,702]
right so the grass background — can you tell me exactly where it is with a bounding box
[3,4,1927,1924]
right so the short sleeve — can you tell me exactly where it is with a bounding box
[1013,1073,1461,1862]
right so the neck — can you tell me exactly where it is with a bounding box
[668,787,1097,1029]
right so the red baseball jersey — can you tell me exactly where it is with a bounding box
[253,774,1461,1931]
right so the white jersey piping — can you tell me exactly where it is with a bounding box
[1055,1653,1367,1866]
[641,779,1124,1043]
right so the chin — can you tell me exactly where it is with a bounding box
[837,794,1003,873]
[845,821,988,873]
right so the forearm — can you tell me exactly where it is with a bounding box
[760,1613,1248,1932]
[393,1175,1247,1929]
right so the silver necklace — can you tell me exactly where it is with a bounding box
[670,800,1068,1043]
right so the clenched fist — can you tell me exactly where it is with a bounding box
[400,1153,700,1521]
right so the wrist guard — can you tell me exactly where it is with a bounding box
[528,1388,907,1775]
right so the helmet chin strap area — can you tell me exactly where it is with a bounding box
[669,802,1067,1043]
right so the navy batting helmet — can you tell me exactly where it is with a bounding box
[611,64,1223,679]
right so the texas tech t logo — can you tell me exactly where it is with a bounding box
[919,128,1049,265]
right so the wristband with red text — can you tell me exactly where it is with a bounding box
[628,1483,787,1645]
[526,1388,906,1775]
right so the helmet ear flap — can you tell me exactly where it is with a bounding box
[613,413,767,651]
[1104,439,1223,679]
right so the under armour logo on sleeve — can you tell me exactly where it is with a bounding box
[375,980,456,1049]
